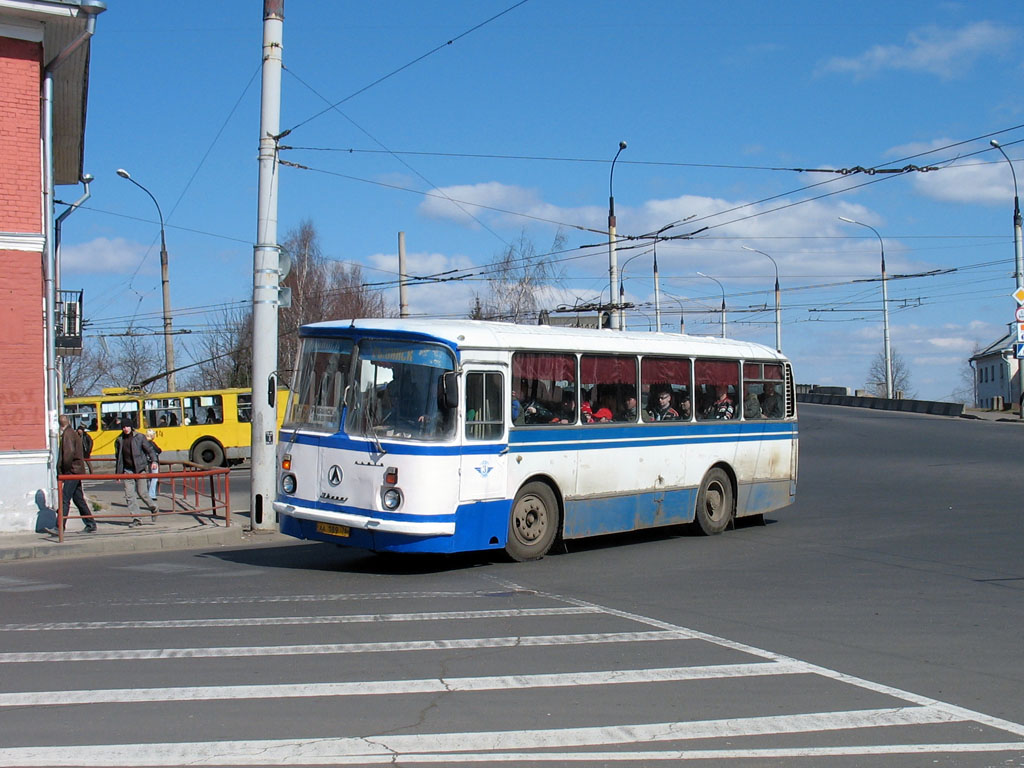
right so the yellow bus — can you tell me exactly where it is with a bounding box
[63,387,289,467]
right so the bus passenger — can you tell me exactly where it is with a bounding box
[705,386,735,420]
[591,394,615,422]
[744,390,762,419]
[761,383,783,419]
[619,388,638,422]
[551,392,577,424]
[648,388,679,421]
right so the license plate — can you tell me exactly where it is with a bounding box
[316,522,350,538]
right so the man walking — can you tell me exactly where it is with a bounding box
[115,417,159,527]
[44,415,95,535]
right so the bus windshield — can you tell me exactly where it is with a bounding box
[345,339,456,442]
[284,337,354,432]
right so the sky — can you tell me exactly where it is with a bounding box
[59,0,1024,401]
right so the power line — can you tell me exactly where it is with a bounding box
[282,0,532,136]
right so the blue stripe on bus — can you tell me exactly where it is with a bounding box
[283,422,797,456]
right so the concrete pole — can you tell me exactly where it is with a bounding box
[159,229,176,391]
[742,245,781,352]
[608,141,626,331]
[653,244,662,332]
[250,0,284,530]
[398,231,409,318]
[116,169,175,390]
[990,141,1024,417]
[840,217,893,398]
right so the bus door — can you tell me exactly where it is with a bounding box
[459,369,507,502]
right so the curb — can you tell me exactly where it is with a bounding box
[0,523,277,563]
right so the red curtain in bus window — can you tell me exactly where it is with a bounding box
[763,363,783,380]
[580,355,637,385]
[743,363,761,381]
[642,357,691,386]
[512,353,576,382]
[694,359,739,386]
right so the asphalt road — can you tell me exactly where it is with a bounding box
[1,403,1022,766]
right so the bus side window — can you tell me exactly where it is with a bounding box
[465,372,503,440]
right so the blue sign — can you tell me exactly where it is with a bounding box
[1015,343,1024,359]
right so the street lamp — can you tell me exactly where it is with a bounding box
[990,140,1024,417]
[608,140,627,331]
[697,271,726,338]
[741,245,781,352]
[660,290,687,334]
[839,216,892,399]
[117,168,175,391]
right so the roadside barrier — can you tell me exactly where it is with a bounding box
[797,392,964,417]
[53,460,231,543]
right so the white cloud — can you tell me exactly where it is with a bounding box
[911,159,1012,204]
[61,237,149,274]
[819,21,1016,80]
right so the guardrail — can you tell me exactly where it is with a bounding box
[797,392,964,417]
[53,460,231,543]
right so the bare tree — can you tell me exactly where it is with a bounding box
[865,349,916,399]
[107,334,163,389]
[181,305,254,391]
[278,220,389,372]
[470,229,566,323]
[947,343,981,405]
[61,341,111,397]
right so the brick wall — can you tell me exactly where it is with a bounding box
[0,35,45,450]
[0,36,42,233]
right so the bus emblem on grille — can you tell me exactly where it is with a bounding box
[327,465,343,486]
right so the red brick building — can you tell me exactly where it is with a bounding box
[0,0,103,530]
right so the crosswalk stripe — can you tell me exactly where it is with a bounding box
[0,629,695,664]
[0,661,808,707]
[0,706,976,766]
[0,606,595,633]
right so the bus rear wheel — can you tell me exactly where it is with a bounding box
[506,482,559,562]
[192,439,224,468]
[694,468,733,535]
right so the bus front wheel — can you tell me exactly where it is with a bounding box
[192,439,224,468]
[694,468,733,535]
[506,482,559,562]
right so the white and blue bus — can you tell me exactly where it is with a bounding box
[274,319,797,561]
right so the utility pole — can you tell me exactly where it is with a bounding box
[608,141,626,330]
[398,231,409,318]
[990,141,1024,417]
[250,0,284,531]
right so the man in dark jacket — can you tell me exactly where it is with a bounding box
[44,415,95,535]
[115,417,159,527]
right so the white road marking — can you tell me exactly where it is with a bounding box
[0,629,695,664]
[0,606,596,632]
[0,660,807,707]
[103,590,487,606]
[543,591,1024,739]
[0,706,1003,766]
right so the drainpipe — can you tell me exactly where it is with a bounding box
[42,0,106,509]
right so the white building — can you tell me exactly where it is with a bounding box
[970,331,1021,411]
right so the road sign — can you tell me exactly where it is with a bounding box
[1017,307,1024,322]
[1014,287,1024,305]
[1016,343,1024,359]
[1018,324,1024,343]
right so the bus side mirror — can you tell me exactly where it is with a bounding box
[441,371,459,410]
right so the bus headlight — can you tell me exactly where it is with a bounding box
[382,487,403,510]
[281,473,297,495]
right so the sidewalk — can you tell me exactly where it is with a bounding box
[0,473,285,563]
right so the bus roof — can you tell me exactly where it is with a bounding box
[300,318,788,361]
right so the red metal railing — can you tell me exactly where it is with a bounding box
[54,460,231,543]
